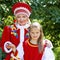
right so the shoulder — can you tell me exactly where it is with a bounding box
[3,24,15,29]
[23,39,29,48]
[3,24,16,32]
[24,40,28,45]
[3,25,11,31]
[5,24,17,30]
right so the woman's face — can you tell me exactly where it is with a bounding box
[16,14,29,26]
[30,27,40,41]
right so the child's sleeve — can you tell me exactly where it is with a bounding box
[43,39,53,49]
[42,47,55,60]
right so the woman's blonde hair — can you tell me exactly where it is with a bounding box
[29,22,44,53]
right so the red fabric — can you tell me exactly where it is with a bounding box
[13,20,16,23]
[0,40,1,47]
[4,53,11,60]
[1,26,12,51]
[23,40,44,60]
[12,50,18,56]
[1,24,29,60]
[12,2,31,14]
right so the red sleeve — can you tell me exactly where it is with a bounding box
[1,26,11,52]
[0,40,1,47]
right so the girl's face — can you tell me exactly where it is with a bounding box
[16,14,29,26]
[30,27,40,41]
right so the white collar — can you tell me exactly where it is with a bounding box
[16,23,30,29]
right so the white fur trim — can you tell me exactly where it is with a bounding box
[14,7,31,17]
[16,25,24,59]
[15,21,31,59]
[15,12,29,17]
[16,24,25,59]
[16,20,31,28]
[4,41,12,53]
[17,42,24,60]
[42,47,55,60]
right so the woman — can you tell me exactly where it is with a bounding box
[1,2,31,60]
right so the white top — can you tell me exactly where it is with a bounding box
[42,47,55,60]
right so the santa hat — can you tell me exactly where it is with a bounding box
[12,2,32,17]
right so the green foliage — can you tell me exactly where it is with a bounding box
[0,48,6,60]
[54,47,60,60]
[4,16,13,25]
[0,48,2,60]
[0,15,13,39]
[0,31,2,39]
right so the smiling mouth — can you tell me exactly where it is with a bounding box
[33,36,37,38]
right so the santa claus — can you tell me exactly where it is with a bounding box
[1,2,31,60]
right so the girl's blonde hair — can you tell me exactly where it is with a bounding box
[29,22,44,53]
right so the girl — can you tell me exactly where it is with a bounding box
[23,22,55,60]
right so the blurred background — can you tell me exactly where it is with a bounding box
[0,0,60,60]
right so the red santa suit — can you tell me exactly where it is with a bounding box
[1,23,30,60]
[1,2,31,60]
[23,40,55,60]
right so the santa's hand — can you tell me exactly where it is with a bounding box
[10,44,16,53]
[6,43,11,50]
[4,41,13,53]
